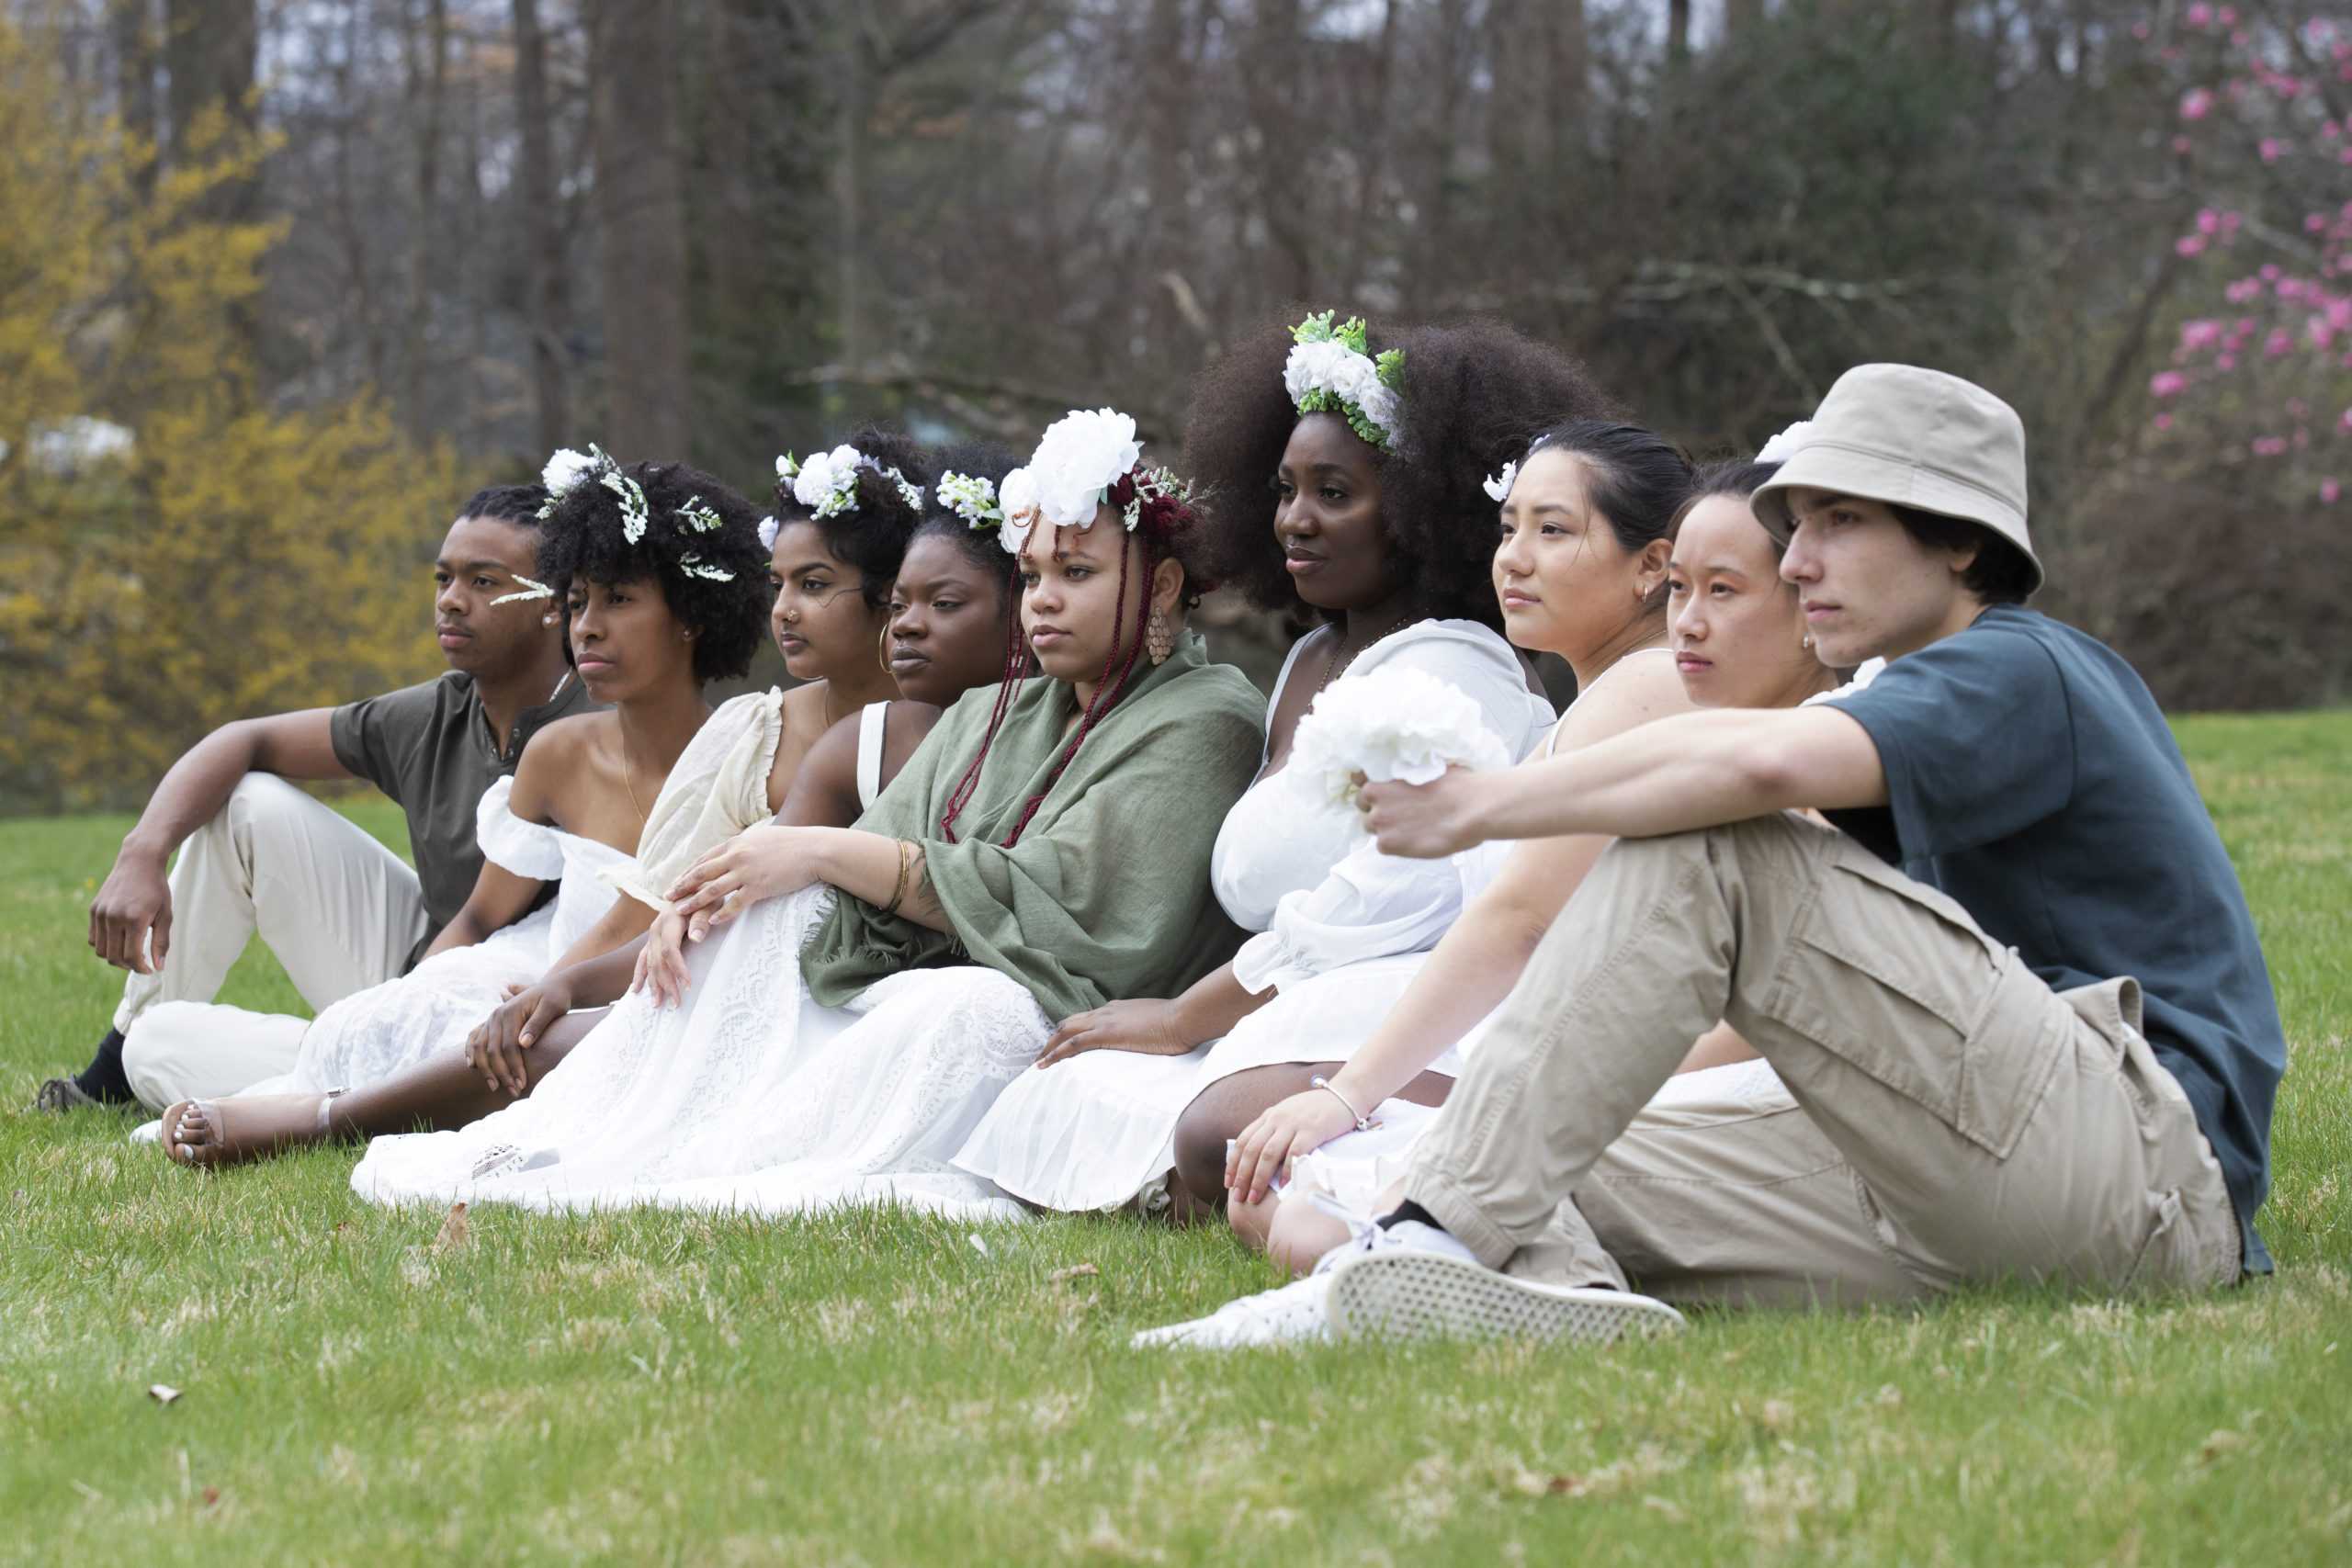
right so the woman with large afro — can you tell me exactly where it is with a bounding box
[955,310,1615,1220]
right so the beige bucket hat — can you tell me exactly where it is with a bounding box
[1750,363,2041,592]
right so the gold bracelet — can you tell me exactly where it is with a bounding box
[881,838,912,916]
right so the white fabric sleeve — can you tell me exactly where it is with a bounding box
[474,775,566,881]
[1230,631,1544,995]
[602,688,786,912]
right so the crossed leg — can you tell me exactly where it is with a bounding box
[160,1006,610,1168]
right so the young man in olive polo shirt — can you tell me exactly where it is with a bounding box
[1140,364,2285,1348]
[35,483,594,1114]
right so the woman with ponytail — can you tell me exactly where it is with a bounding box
[346,410,1264,1220]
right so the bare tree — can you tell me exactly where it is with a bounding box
[585,0,691,457]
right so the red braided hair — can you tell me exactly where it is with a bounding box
[935,459,1207,850]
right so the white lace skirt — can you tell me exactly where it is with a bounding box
[351,885,1048,1222]
[954,951,1464,1213]
[236,906,557,1099]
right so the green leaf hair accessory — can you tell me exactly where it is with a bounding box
[489,575,557,606]
[936,470,1004,529]
[1284,310,1406,450]
[677,553,736,582]
[675,496,724,534]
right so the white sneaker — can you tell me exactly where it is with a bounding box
[1129,1210,1481,1350]
[1129,1273,1333,1349]
[1328,1247,1686,1345]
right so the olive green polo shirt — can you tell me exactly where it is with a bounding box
[330,671,598,967]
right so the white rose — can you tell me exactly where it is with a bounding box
[1290,665,1513,813]
[997,467,1040,555]
[1756,420,1815,464]
[1353,380,1402,442]
[542,447,598,496]
[1283,340,1351,408]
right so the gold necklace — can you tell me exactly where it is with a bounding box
[1323,612,1418,690]
[621,745,648,830]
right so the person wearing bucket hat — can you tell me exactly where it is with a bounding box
[1132,362,2285,1349]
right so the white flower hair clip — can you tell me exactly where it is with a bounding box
[489,575,557,606]
[1482,460,1519,502]
[1284,310,1406,451]
[675,496,723,534]
[1756,420,1815,464]
[536,442,650,542]
[936,470,1004,529]
[757,515,780,552]
[677,553,735,582]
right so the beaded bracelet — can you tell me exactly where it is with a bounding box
[1309,1074,1374,1132]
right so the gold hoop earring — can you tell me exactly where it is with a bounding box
[1146,608,1174,666]
[878,621,894,669]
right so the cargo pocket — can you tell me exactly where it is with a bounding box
[1767,849,2042,1156]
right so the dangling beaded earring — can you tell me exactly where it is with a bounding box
[1801,631,1815,649]
[1146,608,1174,666]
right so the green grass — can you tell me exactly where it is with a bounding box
[4,713,2349,1564]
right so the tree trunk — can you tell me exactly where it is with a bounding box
[402,0,449,435]
[585,0,692,459]
[1724,0,1765,37]
[836,18,870,374]
[164,0,260,355]
[1667,0,1691,65]
[514,0,570,457]
[111,0,159,193]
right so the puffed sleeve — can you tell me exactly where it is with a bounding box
[474,776,566,881]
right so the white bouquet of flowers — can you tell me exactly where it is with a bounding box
[1289,664,1512,813]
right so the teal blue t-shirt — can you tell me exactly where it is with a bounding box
[1824,606,2284,1272]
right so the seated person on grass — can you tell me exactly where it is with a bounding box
[1138,363,2285,1349]
[36,483,592,1116]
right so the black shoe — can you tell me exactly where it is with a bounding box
[31,1077,102,1113]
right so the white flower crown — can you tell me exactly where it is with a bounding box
[534,443,741,580]
[1283,310,1407,451]
[775,445,926,523]
[996,408,1144,555]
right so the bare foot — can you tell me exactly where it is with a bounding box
[160,1094,330,1168]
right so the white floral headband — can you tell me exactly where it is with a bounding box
[1284,310,1406,451]
[535,443,741,581]
[775,445,926,525]
[996,409,1196,557]
[935,470,1005,531]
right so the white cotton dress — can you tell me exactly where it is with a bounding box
[951,619,1555,1213]
[345,698,1041,1223]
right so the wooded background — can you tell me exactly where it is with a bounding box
[6,0,2350,812]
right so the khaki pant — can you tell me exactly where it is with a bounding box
[1408,812,2241,1306]
[116,774,426,1110]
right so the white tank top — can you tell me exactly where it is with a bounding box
[854,701,889,809]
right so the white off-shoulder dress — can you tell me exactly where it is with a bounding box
[251,776,631,1094]
[260,688,799,1097]
[952,619,1554,1213]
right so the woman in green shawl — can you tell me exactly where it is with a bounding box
[350,409,1266,1218]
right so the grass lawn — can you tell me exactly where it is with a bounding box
[3,711,2348,1564]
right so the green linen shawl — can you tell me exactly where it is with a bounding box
[801,631,1266,1021]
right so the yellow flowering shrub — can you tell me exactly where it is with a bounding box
[0,17,455,814]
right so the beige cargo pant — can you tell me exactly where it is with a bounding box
[115,773,427,1110]
[1407,811,2242,1307]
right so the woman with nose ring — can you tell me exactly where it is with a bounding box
[955,313,1606,1222]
